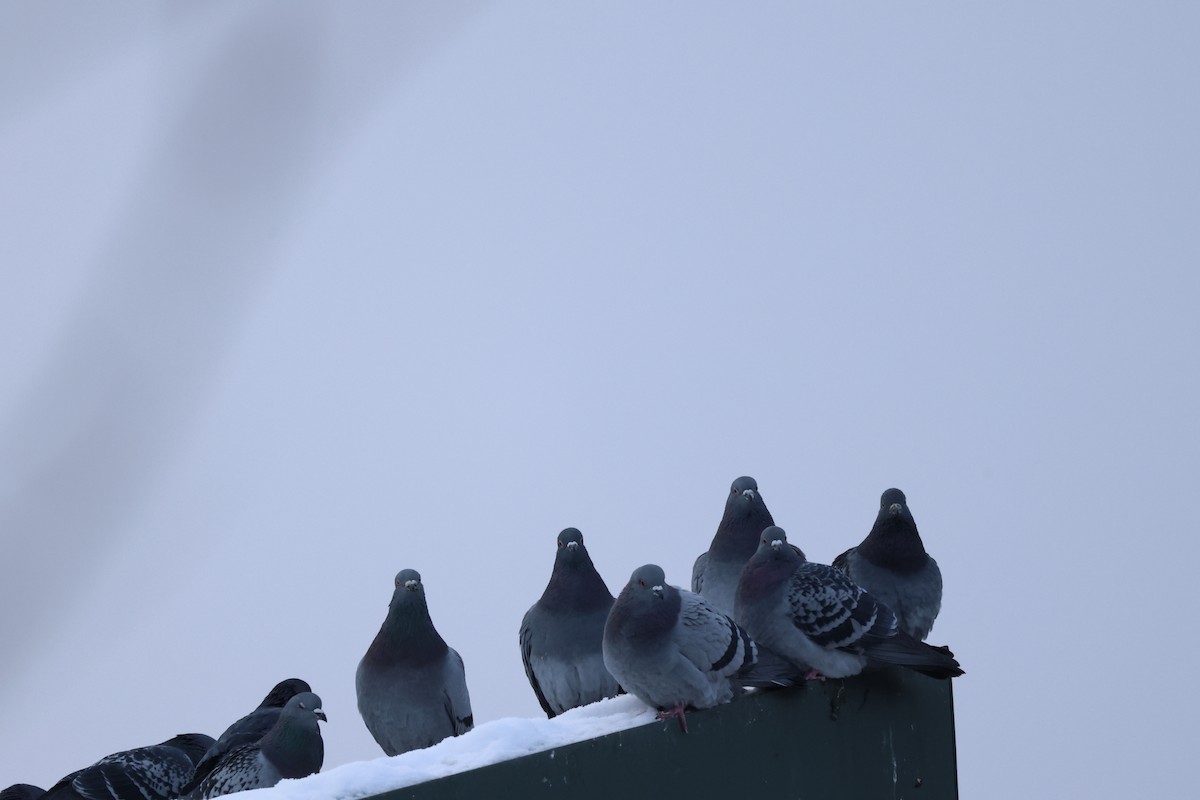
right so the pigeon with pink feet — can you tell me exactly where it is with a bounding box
[734,527,963,681]
[603,564,794,733]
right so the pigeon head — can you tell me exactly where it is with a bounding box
[730,476,759,503]
[258,692,327,780]
[755,526,803,562]
[394,569,423,594]
[556,527,586,560]
[541,526,614,611]
[629,564,667,600]
[880,488,908,517]
[262,678,312,709]
[608,564,680,641]
[285,691,328,724]
[711,476,775,558]
[386,569,432,615]
[860,487,927,570]
[737,527,805,607]
[872,488,919,534]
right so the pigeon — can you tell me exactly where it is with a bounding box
[40,733,214,800]
[692,476,789,616]
[181,678,311,794]
[520,528,622,717]
[357,569,474,756]
[833,488,943,640]
[186,692,326,799]
[1,786,44,800]
[735,526,962,680]
[603,564,792,732]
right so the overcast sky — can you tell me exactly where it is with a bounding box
[2,3,1197,798]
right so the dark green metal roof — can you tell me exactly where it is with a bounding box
[371,668,957,799]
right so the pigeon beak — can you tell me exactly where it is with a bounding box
[651,585,664,599]
[315,708,327,722]
[566,541,579,551]
[888,503,903,515]
[742,489,756,499]
[770,539,784,551]
[404,580,419,591]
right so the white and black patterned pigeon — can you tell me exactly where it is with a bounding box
[186,692,326,800]
[603,564,793,733]
[735,527,962,680]
[833,488,943,641]
[181,678,311,795]
[692,476,790,616]
[1,785,44,800]
[40,734,214,800]
[520,528,622,718]
[357,569,474,756]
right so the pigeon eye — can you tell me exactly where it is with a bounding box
[638,579,646,587]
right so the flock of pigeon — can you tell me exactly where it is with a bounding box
[2,478,963,800]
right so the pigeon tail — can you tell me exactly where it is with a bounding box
[866,631,964,679]
[737,643,806,689]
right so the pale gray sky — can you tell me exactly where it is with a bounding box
[2,3,1197,798]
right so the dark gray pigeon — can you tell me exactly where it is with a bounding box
[603,564,790,733]
[181,678,311,794]
[357,569,473,756]
[833,488,943,640]
[40,733,214,800]
[692,476,788,616]
[1,785,45,800]
[735,527,962,680]
[186,692,326,799]
[520,528,622,717]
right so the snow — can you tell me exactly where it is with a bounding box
[234,696,656,800]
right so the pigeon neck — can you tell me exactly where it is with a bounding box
[710,504,775,559]
[858,516,928,573]
[367,598,450,664]
[737,550,794,604]
[259,719,323,780]
[543,554,613,612]
[610,587,681,642]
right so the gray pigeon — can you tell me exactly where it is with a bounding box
[692,476,787,616]
[357,569,474,756]
[41,733,214,800]
[187,692,326,799]
[181,678,311,795]
[520,528,622,717]
[1,786,44,800]
[833,488,943,640]
[735,527,962,680]
[603,564,787,732]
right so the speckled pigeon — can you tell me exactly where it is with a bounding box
[186,692,325,799]
[181,678,310,794]
[833,488,943,641]
[692,476,789,616]
[603,564,792,733]
[357,569,473,756]
[520,528,622,717]
[735,527,962,680]
[40,733,214,800]
[1,785,45,800]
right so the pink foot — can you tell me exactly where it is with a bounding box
[803,669,827,682]
[655,704,689,733]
